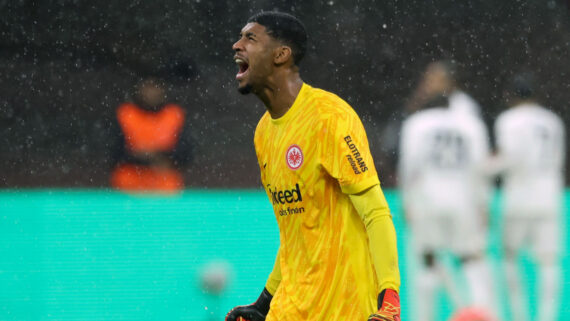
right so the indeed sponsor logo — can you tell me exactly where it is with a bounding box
[267,183,303,205]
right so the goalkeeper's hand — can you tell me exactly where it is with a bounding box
[368,289,401,321]
[225,288,272,321]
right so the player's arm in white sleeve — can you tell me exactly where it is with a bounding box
[486,116,512,176]
[397,119,419,223]
[557,117,566,166]
[471,118,493,214]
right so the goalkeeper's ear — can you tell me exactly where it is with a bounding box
[274,45,293,66]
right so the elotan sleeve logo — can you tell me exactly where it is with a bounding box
[344,136,368,174]
[286,144,304,170]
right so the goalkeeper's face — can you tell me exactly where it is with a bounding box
[232,22,280,95]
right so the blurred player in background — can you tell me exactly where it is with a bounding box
[226,11,401,321]
[491,72,565,321]
[378,61,483,188]
[398,62,497,321]
[405,60,481,117]
[110,77,193,192]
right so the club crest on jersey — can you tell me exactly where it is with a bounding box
[286,144,303,170]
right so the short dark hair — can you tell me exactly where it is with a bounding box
[247,11,307,65]
[424,94,449,110]
[430,59,460,82]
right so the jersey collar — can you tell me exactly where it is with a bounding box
[270,83,309,125]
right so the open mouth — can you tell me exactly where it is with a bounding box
[235,58,249,79]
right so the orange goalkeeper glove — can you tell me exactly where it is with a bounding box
[225,288,272,321]
[368,289,401,321]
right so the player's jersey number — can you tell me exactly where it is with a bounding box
[426,129,469,169]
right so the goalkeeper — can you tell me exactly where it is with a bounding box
[227,11,401,321]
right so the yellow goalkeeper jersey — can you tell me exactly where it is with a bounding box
[254,83,381,321]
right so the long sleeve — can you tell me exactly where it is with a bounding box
[349,184,400,292]
[265,247,282,295]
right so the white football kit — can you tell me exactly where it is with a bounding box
[494,103,565,254]
[399,107,491,256]
[494,103,565,321]
[399,106,498,320]
[450,90,481,117]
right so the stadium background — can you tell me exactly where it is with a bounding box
[1,0,569,320]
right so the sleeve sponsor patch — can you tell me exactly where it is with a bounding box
[344,135,368,174]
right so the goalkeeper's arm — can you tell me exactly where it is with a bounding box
[349,184,401,321]
[225,249,281,321]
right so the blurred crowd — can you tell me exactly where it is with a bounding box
[1,0,569,188]
[109,78,193,192]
